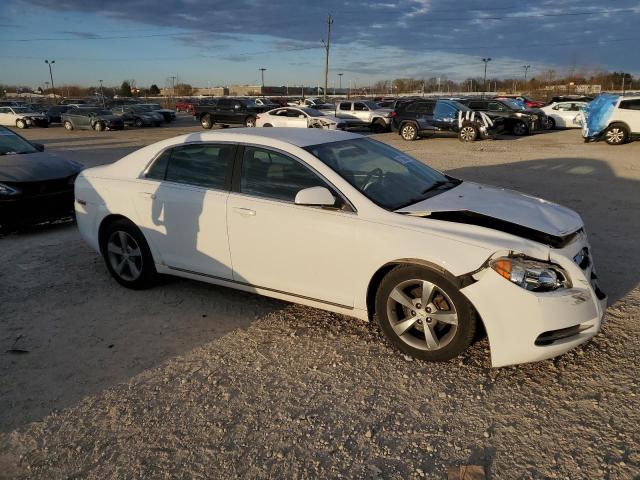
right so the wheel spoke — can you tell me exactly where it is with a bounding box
[421,281,434,306]
[424,325,440,349]
[115,258,127,274]
[118,231,128,249]
[393,316,420,336]
[127,259,140,278]
[390,287,415,310]
[128,247,141,257]
[107,243,123,255]
[432,311,458,325]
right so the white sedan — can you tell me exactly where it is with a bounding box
[256,107,346,130]
[0,106,49,128]
[541,101,589,129]
[75,129,606,367]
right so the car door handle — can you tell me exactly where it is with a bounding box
[139,192,156,200]
[233,207,256,216]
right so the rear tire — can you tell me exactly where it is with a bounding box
[546,117,556,130]
[400,122,418,141]
[63,120,73,131]
[245,116,256,127]
[94,122,105,132]
[263,123,273,127]
[134,118,144,128]
[375,265,476,362]
[371,120,388,133]
[604,124,628,145]
[101,219,156,290]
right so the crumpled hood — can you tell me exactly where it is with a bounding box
[0,151,83,182]
[397,181,583,238]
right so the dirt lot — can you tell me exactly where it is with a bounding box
[1,118,639,479]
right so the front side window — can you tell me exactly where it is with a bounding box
[240,147,324,202]
[354,102,368,111]
[620,99,640,110]
[488,102,504,111]
[338,102,351,111]
[305,138,457,211]
[161,143,235,189]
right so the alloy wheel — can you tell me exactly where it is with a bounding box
[386,279,458,351]
[460,126,477,142]
[513,122,528,136]
[606,128,624,144]
[107,231,143,282]
[401,124,417,140]
[246,117,256,127]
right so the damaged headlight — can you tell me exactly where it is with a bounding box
[490,256,570,292]
[0,182,21,197]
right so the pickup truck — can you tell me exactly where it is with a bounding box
[334,100,392,132]
[195,98,270,128]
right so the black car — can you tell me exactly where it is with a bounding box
[46,105,71,123]
[135,103,176,123]
[110,105,164,127]
[195,98,269,128]
[391,98,503,142]
[458,98,543,136]
[61,107,125,131]
[0,126,83,230]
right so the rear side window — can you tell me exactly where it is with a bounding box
[159,144,235,189]
[405,102,435,114]
[469,101,486,110]
[146,150,171,180]
[619,99,640,110]
[240,147,324,202]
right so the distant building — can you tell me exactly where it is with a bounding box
[195,87,229,96]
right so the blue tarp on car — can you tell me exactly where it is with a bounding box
[582,94,619,139]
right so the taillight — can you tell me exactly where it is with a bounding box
[391,111,397,118]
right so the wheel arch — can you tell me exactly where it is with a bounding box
[606,121,631,132]
[365,258,476,320]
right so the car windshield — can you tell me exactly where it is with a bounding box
[144,104,162,109]
[241,99,257,107]
[0,129,38,155]
[363,101,380,110]
[83,109,111,115]
[304,138,460,210]
[131,105,154,113]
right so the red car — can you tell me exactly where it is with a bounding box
[175,99,197,114]
[495,95,545,108]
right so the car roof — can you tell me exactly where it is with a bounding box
[176,128,361,148]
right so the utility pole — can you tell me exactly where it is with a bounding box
[622,75,626,95]
[482,58,491,95]
[99,79,105,107]
[523,65,531,84]
[338,73,343,93]
[259,67,266,96]
[169,75,177,106]
[322,14,333,101]
[45,59,56,99]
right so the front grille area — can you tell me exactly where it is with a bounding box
[6,175,76,196]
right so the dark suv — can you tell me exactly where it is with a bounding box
[458,98,544,135]
[195,98,269,129]
[391,98,503,142]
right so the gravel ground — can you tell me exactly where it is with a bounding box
[1,122,639,479]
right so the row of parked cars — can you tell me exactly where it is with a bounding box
[0,100,177,131]
[189,93,640,145]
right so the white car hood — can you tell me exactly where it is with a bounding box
[397,181,583,238]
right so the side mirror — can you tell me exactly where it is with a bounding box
[32,142,45,152]
[294,186,336,207]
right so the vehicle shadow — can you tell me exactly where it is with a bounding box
[446,157,640,304]
[0,134,287,432]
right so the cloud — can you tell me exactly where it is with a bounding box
[16,0,640,76]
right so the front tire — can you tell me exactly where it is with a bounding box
[375,265,476,362]
[16,119,27,129]
[458,124,478,142]
[134,118,144,128]
[245,116,256,128]
[101,219,156,289]
[546,117,556,130]
[94,122,105,132]
[604,124,628,145]
[63,120,74,131]
[400,122,418,141]
[371,120,388,133]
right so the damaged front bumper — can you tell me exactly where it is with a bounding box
[461,233,606,367]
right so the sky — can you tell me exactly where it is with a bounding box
[1,0,639,89]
